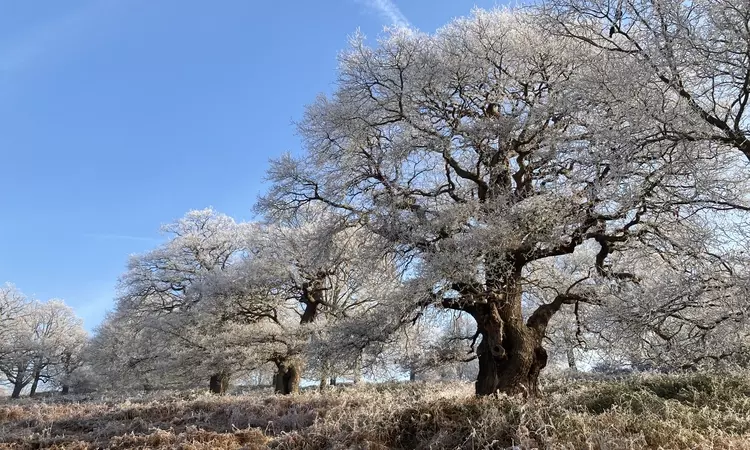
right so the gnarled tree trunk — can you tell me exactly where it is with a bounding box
[273,360,301,395]
[209,371,230,395]
[473,309,547,396]
[468,275,549,397]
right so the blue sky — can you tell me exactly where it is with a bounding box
[0,0,502,331]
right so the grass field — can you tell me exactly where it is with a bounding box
[2,372,750,449]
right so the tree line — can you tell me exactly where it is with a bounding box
[3,0,750,397]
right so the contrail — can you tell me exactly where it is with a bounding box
[361,0,411,28]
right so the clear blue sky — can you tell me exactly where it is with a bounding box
[0,0,502,331]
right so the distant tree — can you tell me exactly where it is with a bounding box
[0,286,34,398]
[0,285,27,363]
[0,289,86,398]
[108,209,252,394]
[207,208,398,394]
[25,300,87,397]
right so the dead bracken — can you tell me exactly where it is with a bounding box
[3,372,750,450]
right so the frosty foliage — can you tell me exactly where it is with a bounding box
[256,6,750,391]
[0,285,87,398]
[29,4,750,396]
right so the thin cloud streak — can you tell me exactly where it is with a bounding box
[360,0,411,28]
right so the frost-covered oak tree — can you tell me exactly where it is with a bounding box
[209,208,397,394]
[0,286,87,398]
[258,10,742,395]
[110,209,254,394]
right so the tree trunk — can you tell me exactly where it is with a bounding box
[300,301,320,324]
[28,369,41,397]
[209,371,230,395]
[274,360,301,395]
[10,378,26,398]
[60,352,72,395]
[353,352,363,385]
[409,368,417,382]
[319,359,331,391]
[10,365,29,398]
[472,285,548,397]
[330,376,336,386]
[567,348,578,372]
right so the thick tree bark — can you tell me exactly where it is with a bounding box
[273,373,282,392]
[273,360,301,395]
[474,314,547,396]
[300,301,320,324]
[209,371,230,395]
[470,278,548,397]
[61,352,72,395]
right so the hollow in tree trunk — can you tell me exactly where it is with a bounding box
[209,371,230,395]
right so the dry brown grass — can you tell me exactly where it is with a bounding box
[2,372,750,449]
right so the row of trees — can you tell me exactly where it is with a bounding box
[0,285,87,398]
[7,1,750,398]
[94,2,750,396]
[88,208,477,394]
